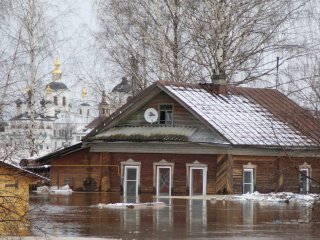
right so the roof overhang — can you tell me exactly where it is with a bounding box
[88,141,320,158]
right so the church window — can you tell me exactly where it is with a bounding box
[54,96,58,106]
[87,109,90,116]
[63,97,66,106]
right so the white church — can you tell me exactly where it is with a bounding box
[3,60,132,160]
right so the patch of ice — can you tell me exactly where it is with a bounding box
[49,184,73,195]
[36,185,50,193]
[232,191,320,205]
[96,202,166,209]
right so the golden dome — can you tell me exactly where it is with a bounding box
[52,58,62,81]
[82,86,88,98]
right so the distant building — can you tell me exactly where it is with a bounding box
[3,60,95,159]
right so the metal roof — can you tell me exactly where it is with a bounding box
[93,126,198,142]
[162,83,319,147]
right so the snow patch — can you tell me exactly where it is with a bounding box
[232,191,320,205]
[50,185,73,195]
[36,185,50,193]
[96,202,166,209]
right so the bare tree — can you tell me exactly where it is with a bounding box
[95,0,196,90]
[0,0,75,157]
[95,0,311,89]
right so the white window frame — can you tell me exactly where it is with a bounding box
[153,160,174,196]
[156,166,172,196]
[186,161,208,196]
[299,162,311,193]
[123,166,140,197]
[243,168,254,194]
[121,159,141,197]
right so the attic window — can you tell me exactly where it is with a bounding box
[159,104,173,125]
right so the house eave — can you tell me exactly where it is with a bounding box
[88,141,320,157]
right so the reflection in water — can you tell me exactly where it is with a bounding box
[243,201,254,225]
[27,193,320,239]
[188,199,207,233]
[154,198,172,233]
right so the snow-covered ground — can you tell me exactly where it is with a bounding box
[228,191,320,206]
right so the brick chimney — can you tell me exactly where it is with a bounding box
[211,73,227,95]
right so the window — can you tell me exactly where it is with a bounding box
[54,96,58,106]
[153,160,174,196]
[243,169,254,194]
[243,162,256,194]
[121,159,141,202]
[159,104,173,125]
[186,161,207,196]
[62,97,66,106]
[300,162,311,193]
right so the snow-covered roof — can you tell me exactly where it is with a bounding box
[164,84,317,147]
[0,160,50,181]
[86,81,320,148]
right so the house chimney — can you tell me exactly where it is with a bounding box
[211,73,227,95]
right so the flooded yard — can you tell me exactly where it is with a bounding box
[27,192,320,239]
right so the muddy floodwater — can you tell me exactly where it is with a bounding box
[28,192,320,239]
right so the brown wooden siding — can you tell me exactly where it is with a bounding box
[232,155,320,194]
[215,154,233,194]
[106,152,217,194]
[50,148,105,192]
[232,156,278,194]
[280,157,320,193]
[49,146,320,194]
[119,92,205,128]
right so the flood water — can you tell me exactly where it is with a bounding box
[28,192,320,239]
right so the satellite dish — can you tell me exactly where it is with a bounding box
[144,108,158,123]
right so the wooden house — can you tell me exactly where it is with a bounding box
[31,80,320,197]
[0,161,49,235]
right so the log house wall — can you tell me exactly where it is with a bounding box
[232,156,320,194]
[106,153,217,194]
[50,149,320,194]
[120,92,205,128]
[50,148,104,191]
